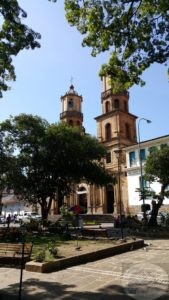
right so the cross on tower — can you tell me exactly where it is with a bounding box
[70,76,74,85]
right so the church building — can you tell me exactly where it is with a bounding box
[57,78,138,216]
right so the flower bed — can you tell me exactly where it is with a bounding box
[25,239,144,273]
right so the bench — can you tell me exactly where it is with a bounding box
[0,243,33,265]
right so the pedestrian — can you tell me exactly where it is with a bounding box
[6,214,11,228]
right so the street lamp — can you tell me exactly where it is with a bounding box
[137,118,151,216]
[114,148,123,239]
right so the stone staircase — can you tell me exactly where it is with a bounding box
[48,214,115,225]
[80,214,115,224]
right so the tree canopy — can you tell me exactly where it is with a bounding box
[0,114,113,220]
[1,1,168,97]
[0,131,16,213]
[145,144,169,197]
[65,0,169,92]
[144,144,169,225]
[0,0,41,97]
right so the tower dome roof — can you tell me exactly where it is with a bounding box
[67,84,78,95]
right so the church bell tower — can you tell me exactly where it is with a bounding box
[60,84,84,132]
[95,77,138,215]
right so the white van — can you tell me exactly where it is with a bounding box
[16,212,41,223]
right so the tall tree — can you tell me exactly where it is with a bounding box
[0,114,50,220]
[65,0,169,92]
[0,114,113,221]
[0,0,41,97]
[145,144,169,225]
[1,1,169,98]
[0,131,16,213]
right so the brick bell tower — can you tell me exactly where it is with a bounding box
[95,77,138,215]
[59,84,88,213]
[60,84,85,132]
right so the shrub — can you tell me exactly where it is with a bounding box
[35,249,46,262]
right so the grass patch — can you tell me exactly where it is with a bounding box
[31,233,72,261]
[30,233,120,262]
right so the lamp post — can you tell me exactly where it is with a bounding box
[114,148,123,239]
[137,118,151,217]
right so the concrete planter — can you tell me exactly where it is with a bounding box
[25,239,144,273]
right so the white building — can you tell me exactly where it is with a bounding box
[125,135,169,214]
[1,190,40,217]
[1,192,26,217]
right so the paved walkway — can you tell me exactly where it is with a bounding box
[0,238,169,300]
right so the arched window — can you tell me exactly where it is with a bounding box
[69,120,73,126]
[105,101,110,113]
[77,187,87,214]
[68,98,74,109]
[114,98,119,109]
[124,100,128,112]
[125,123,130,139]
[106,152,111,163]
[105,123,111,141]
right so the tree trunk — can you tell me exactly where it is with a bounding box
[148,185,165,226]
[40,195,53,226]
[0,192,2,215]
[148,201,159,226]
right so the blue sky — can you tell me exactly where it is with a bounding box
[1,0,168,142]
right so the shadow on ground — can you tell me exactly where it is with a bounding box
[0,277,168,300]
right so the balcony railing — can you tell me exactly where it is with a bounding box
[101,89,129,100]
[60,111,83,119]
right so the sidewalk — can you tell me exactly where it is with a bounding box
[0,238,169,299]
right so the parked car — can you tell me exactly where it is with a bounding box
[26,212,42,220]
[148,211,169,225]
[0,216,6,224]
[157,211,169,226]
[137,210,168,225]
[16,212,42,223]
[136,210,151,222]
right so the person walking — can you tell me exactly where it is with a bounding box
[6,214,11,228]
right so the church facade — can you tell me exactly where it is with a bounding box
[56,78,138,216]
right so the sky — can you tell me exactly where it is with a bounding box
[0,0,169,142]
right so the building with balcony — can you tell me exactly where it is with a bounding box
[125,135,169,214]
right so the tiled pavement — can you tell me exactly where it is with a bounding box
[0,238,169,300]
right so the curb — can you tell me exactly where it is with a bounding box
[25,239,144,273]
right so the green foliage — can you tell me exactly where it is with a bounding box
[47,241,58,258]
[141,144,169,225]
[60,204,73,219]
[144,143,169,212]
[135,187,155,200]
[145,144,169,190]
[44,122,111,184]
[1,1,168,97]
[34,241,58,262]
[0,131,17,200]
[0,114,114,220]
[20,219,41,232]
[65,0,169,91]
[34,249,46,262]
[0,0,41,97]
